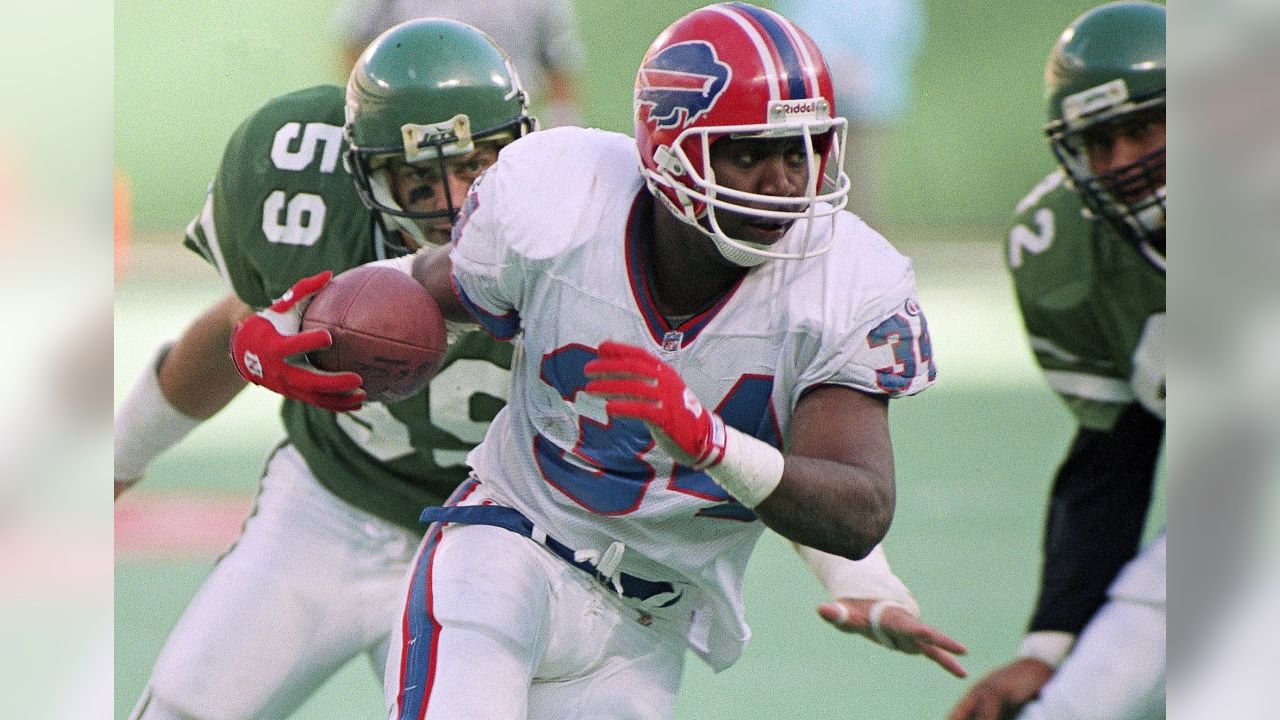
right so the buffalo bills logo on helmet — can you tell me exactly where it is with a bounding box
[636,41,732,130]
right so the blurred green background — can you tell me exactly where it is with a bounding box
[115,0,1101,231]
[113,2,1160,719]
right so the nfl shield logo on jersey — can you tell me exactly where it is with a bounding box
[661,330,684,353]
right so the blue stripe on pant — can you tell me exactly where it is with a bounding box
[396,478,479,719]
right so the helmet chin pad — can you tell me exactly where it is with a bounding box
[644,125,852,267]
[649,184,770,268]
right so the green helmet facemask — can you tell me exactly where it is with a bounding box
[344,18,536,252]
[1044,1,1166,270]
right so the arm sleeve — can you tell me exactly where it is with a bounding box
[447,166,523,340]
[1027,402,1164,634]
[794,267,935,404]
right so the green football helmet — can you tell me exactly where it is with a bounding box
[1044,2,1166,269]
[344,18,536,250]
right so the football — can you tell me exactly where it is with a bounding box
[302,265,447,404]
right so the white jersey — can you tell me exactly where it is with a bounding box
[449,127,936,670]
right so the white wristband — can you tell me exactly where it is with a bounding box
[1018,630,1076,669]
[114,344,203,483]
[704,424,784,508]
[794,543,920,616]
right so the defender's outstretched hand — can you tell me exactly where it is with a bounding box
[230,271,366,412]
[946,658,1054,720]
[584,341,726,468]
[818,598,969,679]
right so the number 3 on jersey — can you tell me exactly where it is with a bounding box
[535,345,779,516]
[868,300,936,394]
[260,122,343,247]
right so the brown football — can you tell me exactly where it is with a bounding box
[302,265,447,404]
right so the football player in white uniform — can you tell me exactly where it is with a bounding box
[232,4,967,718]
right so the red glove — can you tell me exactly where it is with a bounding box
[230,271,366,412]
[584,341,726,468]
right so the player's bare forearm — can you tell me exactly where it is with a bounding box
[158,294,252,419]
[584,355,893,558]
[948,658,1053,720]
[410,245,473,322]
[754,455,893,559]
[755,385,895,559]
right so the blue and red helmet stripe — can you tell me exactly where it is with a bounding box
[726,2,811,100]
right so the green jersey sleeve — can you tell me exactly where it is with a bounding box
[1006,170,1166,431]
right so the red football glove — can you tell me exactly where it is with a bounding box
[230,271,366,413]
[583,341,726,468]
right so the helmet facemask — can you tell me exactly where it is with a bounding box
[1048,92,1166,270]
[1042,2,1167,271]
[644,105,850,268]
[347,114,528,252]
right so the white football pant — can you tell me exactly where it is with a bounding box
[1018,533,1166,720]
[130,444,421,720]
[386,518,692,720]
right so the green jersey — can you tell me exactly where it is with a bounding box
[185,86,513,530]
[1006,170,1166,432]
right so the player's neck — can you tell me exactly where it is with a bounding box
[648,204,747,317]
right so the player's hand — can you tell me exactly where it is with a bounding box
[229,271,366,412]
[583,341,726,468]
[946,657,1055,720]
[818,598,969,679]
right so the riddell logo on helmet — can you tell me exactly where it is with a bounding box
[768,98,829,123]
[635,41,731,130]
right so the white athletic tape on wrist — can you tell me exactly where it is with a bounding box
[794,543,920,614]
[868,600,915,651]
[1018,630,1076,669]
[704,424,784,508]
[829,602,850,626]
[114,344,203,483]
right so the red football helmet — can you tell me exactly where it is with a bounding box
[634,2,850,266]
